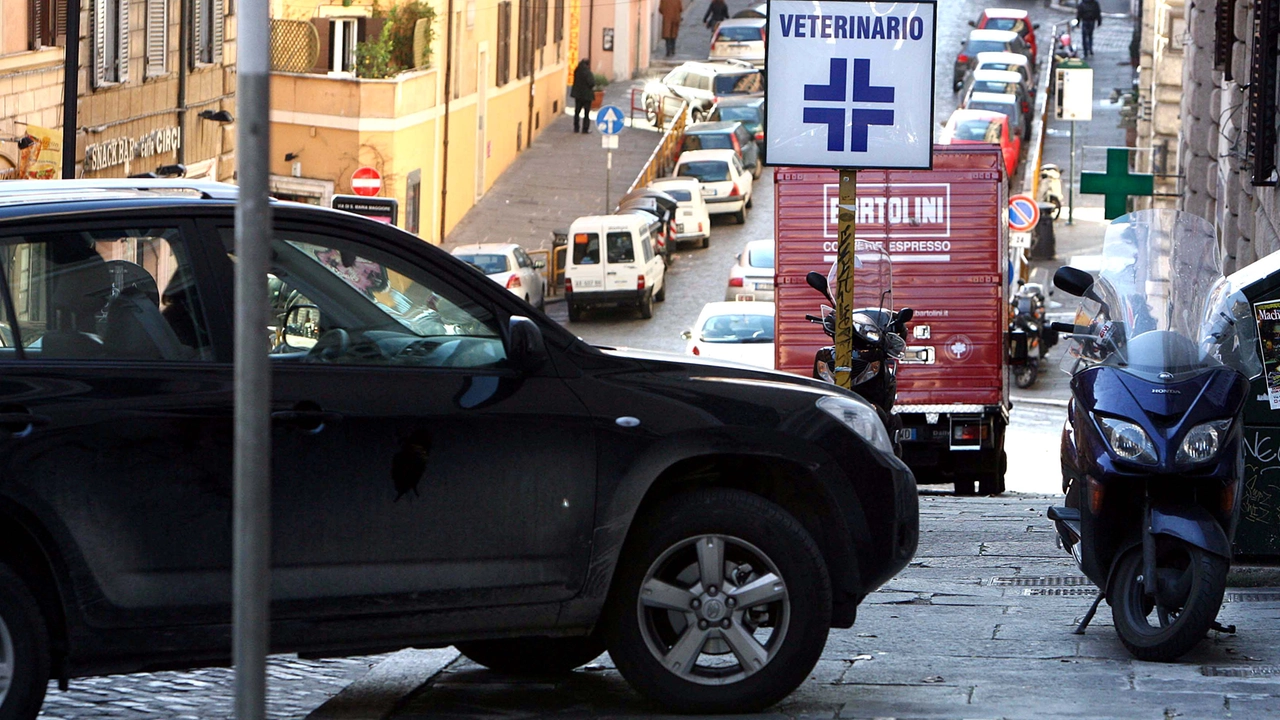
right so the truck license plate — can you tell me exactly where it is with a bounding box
[575,279,602,288]
[677,223,685,232]
[755,281,773,291]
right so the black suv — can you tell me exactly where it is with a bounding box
[0,181,917,718]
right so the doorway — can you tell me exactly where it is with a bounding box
[476,48,488,200]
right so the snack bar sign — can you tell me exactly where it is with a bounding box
[765,0,937,169]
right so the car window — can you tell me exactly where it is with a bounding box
[0,225,214,361]
[972,80,1016,95]
[714,73,762,95]
[732,155,744,174]
[967,101,1013,117]
[700,313,774,342]
[640,232,654,262]
[747,244,774,268]
[665,69,687,87]
[513,248,532,268]
[683,133,733,152]
[663,188,693,201]
[606,232,636,263]
[231,229,507,369]
[679,161,730,182]
[718,106,760,124]
[984,18,1019,32]
[967,40,1008,55]
[454,253,509,274]
[573,232,600,264]
[953,119,1003,142]
[691,73,712,91]
[736,126,751,144]
[716,26,763,41]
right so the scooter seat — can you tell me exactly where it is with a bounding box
[1047,506,1080,522]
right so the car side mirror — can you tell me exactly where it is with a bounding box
[1053,266,1093,298]
[806,270,835,305]
[533,259,546,270]
[276,303,321,352]
[508,316,548,370]
[680,330,693,340]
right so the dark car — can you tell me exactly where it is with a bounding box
[953,29,1031,90]
[642,60,763,125]
[681,121,762,178]
[0,180,918,718]
[709,96,765,148]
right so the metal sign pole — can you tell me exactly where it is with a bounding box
[1067,120,1076,225]
[233,0,273,712]
[835,169,857,390]
[606,149,612,212]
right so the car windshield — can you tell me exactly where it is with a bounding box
[453,253,509,274]
[684,134,734,151]
[979,62,1025,77]
[679,161,730,182]
[967,40,1009,54]
[985,18,1025,32]
[952,119,1002,141]
[747,244,774,268]
[718,106,761,124]
[716,26,763,41]
[967,101,1013,116]
[972,80,1016,95]
[663,188,694,201]
[714,73,763,94]
[700,313,774,343]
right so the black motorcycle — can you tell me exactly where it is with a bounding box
[1047,210,1259,661]
[1008,281,1058,388]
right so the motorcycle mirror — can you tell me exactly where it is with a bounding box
[806,271,835,304]
[1053,266,1093,297]
[897,307,914,324]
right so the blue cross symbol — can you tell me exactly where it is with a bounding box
[803,58,895,153]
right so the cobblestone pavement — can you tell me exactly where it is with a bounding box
[38,654,387,719]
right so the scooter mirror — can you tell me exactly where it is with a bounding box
[806,271,835,304]
[1054,266,1093,297]
[897,307,914,324]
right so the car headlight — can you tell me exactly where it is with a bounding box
[1177,419,1232,465]
[851,313,882,344]
[817,395,894,454]
[1098,417,1157,464]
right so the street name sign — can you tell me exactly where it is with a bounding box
[764,0,938,169]
[596,105,625,135]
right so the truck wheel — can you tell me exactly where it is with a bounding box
[978,450,1007,495]
[456,636,606,675]
[568,302,583,322]
[639,290,655,319]
[0,563,51,720]
[605,489,831,713]
[1111,542,1228,662]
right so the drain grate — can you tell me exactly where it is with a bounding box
[1224,591,1280,603]
[1022,587,1098,597]
[991,575,1092,587]
[1201,665,1280,678]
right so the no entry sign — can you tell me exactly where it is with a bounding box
[764,0,938,169]
[351,166,382,196]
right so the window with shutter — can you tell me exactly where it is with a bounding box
[210,0,223,62]
[30,0,60,49]
[1215,0,1234,79]
[311,17,332,72]
[535,0,546,49]
[497,1,511,86]
[94,0,129,86]
[190,0,205,67]
[146,0,167,76]
[517,0,531,78]
[553,0,562,42]
[117,0,129,82]
[191,0,223,64]
[1249,0,1279,184]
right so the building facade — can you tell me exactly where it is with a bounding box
[574,0,649,82]
[268,0,571,243]
[1135,0,1185,207]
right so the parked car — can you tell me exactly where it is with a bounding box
[681,121,762,178]
[940,108,1021,181]
[709,96,765,148]
[961,69,1032,138]
[973,51,1033,96]
[963,91,1027,141]
[450,242,547,310]
[709,18,766,67]
[642,61,764,125]
[726,238,775,301]
[564,213,667,320]
[675,148,754,224]
[683,301,776,369]
[0,179,918,718]
[953,29,1030,91]
[969,8,1039,62]
[733,1,767,18]
[649,176,713,248]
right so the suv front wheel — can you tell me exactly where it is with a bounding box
[606,489,831,713]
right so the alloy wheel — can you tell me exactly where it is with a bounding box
[0,611,13,707]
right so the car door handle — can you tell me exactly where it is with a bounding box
[272,410,343,424]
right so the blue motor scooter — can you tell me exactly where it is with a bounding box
[1048,210,1261,661]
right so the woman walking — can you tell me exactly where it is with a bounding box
[571,59,594,134]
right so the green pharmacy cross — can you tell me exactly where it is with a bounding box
[1080,147,1155,219]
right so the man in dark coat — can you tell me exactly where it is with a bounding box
[571,59,594,134]
[659,0,683,57]
[703,0,729,30]
[1077,0,1102,58]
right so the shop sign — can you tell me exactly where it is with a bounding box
[84,127,182,172]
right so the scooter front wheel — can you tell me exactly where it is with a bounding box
[1110,542,1228,662]
[1013,362,1038,388]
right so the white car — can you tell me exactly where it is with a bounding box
[682,301,775,369]
[674,148,754,224]
[564,213,667,321]
[725,238,774,301]
[649,176,712,248]
[451,243,547,309]
[709,18,766,67]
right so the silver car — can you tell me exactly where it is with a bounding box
[725,238,775,301]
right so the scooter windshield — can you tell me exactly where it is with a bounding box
[826,240,893,316]
[1064,210,1261,381]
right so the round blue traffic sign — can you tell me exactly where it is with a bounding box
[596,105,625,135]
[1008,194,1040,232]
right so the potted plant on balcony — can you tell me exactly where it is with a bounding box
[592,73,608,109]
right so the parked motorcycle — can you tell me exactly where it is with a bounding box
[1037,164,1064,218]
[1008,281,1057,388]
[1054,20,1080,60]
[804,245,912,445]
[1047,210,1260,661]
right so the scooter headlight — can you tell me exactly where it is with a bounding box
[1176,419,1232,465]
[1098,417,1157,464]
[816,359,836,383]
[851,313,882,344]
[816,395,894,454]
[852,360,881,385]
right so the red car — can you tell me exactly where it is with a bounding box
[970,8,1039,62]
[940,109,1020,181]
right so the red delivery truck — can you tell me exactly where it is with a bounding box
[774,145,1010,495]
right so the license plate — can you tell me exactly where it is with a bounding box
[677,223,685,232]
[901,428,919,441]
[702,187,716,196]
[735,293,756,302]
[575,279,602,288]
[755,281,773,291]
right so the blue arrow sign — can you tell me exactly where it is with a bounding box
[597,105,625,135]
[1008,195,1039,232]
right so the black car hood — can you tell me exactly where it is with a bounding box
[597,345,849,399]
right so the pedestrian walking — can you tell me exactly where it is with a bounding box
[571,58,594,134]
[659,0,683,57]
[703,0,729,30]
[1077,0,1102,58]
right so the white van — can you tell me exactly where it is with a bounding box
[564,214,667,321]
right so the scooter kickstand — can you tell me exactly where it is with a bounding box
[1074,591,1106,635]
[1211,620,1237,634]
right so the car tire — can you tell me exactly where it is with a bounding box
[655,280,667,302]
[691,108,705,123]
[700,234,710,249]
[456,636,607,675]
[734,208,747,224]
[568,302,583,322]
[638,290,655,319]
[605,488,832,713]
[646,100,660,126]
[753,158,763,178]
[746,194,754,209]
[0,563,51,720]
